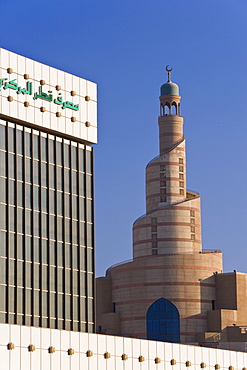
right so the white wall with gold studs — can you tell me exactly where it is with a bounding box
[0,48,97,144]
[0,323,246,370]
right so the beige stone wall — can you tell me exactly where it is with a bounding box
[102,252,222,343]
[206,272,247,334]
[159,116,184,155]
[146,140,186,213]
[133,196,202,258]
[236,273,247,324]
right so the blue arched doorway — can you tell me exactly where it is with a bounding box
[146,298,180,343]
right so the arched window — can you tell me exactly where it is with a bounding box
[172,103,177,115]
[146,298,180,343]
[164,104,170,115]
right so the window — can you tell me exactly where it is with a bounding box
[179,166,184,172]
[160,181,166,187]
[152,249,158,255]
[160,173,166,178]
[160,165,166,171]
[151,226,157,232]
[179,158,183,164]
[146,298,180,343]
[179,189,184,195]
[190,210,195,217]
[160,188,166,194]
[191,226,195,233]
[160,196,166,202]
[151,234,157,240]
[179,181,184,188]
[190,218,195,224]
[151,218,157,224]
[179,173,184,180]
[152,242,157,248]
[191,234,195,240]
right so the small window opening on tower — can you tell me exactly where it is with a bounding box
[151,218,157,224]
[152,242,157,248]
[179,181,184,188]
[151,225,157,232]
[160,196,166,202]
[190,218,195,224]
[112,303,116,313]
[191,234,195,240]
[165,105,170,115]
[179,173,184,180]
[172,103,177,115]
[179,166,184,172]
[179,189,184,195]
[160,181,166,187]
[152,249,158,255]
[212,300,215,310]
[190,210,195,217]
[160,173,166,178]
[179,158,183,164]
[160,165,166,171]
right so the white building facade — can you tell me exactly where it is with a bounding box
[0,323,247,370]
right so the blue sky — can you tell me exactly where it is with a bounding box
[1,0,247,276]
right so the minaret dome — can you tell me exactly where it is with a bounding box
[160,65,179,96]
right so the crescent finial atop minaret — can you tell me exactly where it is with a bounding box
[166,65,172,82]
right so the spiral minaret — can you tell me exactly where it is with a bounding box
[97,69,223,344]
[133,68,202,258]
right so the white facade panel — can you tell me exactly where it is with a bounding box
[1,323,247,370]
[0,48,97,144]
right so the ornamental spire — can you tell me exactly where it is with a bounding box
[166,65,172,82]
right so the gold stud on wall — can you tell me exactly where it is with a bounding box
[85,121,91,127]
[201,363,206,368]
[155,357,161,364]
[24,74,29,80]
[215,365,220,369]
[229,366,234,370]
[28,344,35,352]
[7,68,13,74]
[7,96,13,102]
[40,80,45,85]
[139,356,145,362]
[7,342,14,350]
[186,361,192,367]
[24,101,30,107]
[171,359,177,365]
[104,352,110,359]
[71,90,76,96]
[85,95,90,101]
[48,346,55,354]
[40,107,46,112]
[56,85,61,91]
[71,117,76,122]
[86,350,93,357]
[56,112,61,117]
[122,354,128,361]
[68,348,74,356]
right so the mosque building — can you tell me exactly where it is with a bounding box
[96,68,247,350]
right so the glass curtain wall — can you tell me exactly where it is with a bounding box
[0,119,94,333]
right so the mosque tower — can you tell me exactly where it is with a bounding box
[96,68,223,344]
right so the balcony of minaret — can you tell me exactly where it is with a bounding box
[160,100,181,117]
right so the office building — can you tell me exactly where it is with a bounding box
[0,47,97,332]
[96,69,247,350]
